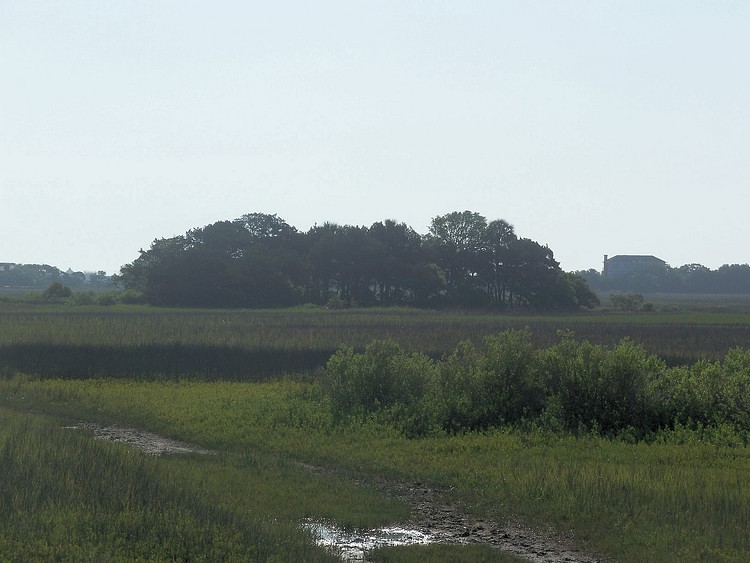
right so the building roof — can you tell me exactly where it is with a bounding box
[606,255,665,263]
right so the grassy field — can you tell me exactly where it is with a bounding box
[1,302,750,561]
[2,302,750,380]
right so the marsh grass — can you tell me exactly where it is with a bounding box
[3,377,750,562]
[0,408,341,562]
[3,307,750,381]
[3,306,750,561]
[0,404,414,561]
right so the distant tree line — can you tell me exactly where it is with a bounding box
[0,264,111,291]
[579,263,750,294]
[115,211,599,310]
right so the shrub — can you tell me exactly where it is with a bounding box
[42,283,72,302]
[649,363,708,428]
[322,329,750,442]
[540,333,665,436]
[651,348,750,433]
[707,347,750,431]
[117,289,145,304]
[477,328,545,426]
[436,340,485,432]
[610,293,644,311]
[324,339,439,436]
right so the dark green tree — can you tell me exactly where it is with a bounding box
[479,219,516,306]
[504,238,566,308]
[368,220,425,304]
[116,215,303,307]
[427,211,488,303]
[116,210,598,310]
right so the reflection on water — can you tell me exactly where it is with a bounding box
[302,520,435,561]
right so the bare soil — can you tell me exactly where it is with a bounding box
[301,463,606,563]
[64,422,216,456]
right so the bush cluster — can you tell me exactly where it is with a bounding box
[324,329,750,440]
[12,286,146,306]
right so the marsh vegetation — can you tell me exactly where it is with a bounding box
[1,303,749,561]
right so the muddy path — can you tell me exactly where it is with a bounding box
[66,423,604,562]
[300,463,605,563]
[64,422,217,456]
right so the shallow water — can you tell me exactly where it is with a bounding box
[302,520,435,561]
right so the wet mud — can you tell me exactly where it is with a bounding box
[301,463,605,563]
[64,422,216,456]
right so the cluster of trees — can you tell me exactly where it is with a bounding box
[325,330,750,442]
[579,263,750,294]
[116,211,599,310]
[0,264,111,291]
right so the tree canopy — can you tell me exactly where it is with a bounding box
[115,211,599,310]
[0,264,111,291]
[579,262,750,294]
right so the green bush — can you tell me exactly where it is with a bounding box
[436,340,485,432]
[650,348,750,433]
[326,332,657,438]
[650,363,707,428]
[42,282,72,302]
[712,347,750,430]
[542,334,666,436]
[610,292,645,311]
[325,339,440,436]
[479,328,545,425]
[323,329,750,442]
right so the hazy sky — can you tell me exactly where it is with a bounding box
[3,1,749,275]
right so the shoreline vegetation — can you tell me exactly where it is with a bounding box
[1,302,750,561]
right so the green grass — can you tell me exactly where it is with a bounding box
[0,408,339,561]
[3,304,750,561]
[3,376,750,562]
[0,403,417,561]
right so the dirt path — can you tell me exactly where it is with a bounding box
[301,463,605,563]
[64,422,216,456]
[65,423,604,562]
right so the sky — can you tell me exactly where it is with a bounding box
[2,1,749,275]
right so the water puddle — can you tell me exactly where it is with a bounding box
[302,520,436,561]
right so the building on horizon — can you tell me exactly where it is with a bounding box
[602,255,667,279]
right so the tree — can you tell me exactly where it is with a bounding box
[236,212,298,241]
[306,224,381,306]
[427,211,488,302]
[304,222,342,304]
[116,214,305,307]
[0,264,62,288]
[479,219,516,305]
[116,210,598,310]
[368,220,425,304]
[562,272,600,309]
[428,210,488,253]
[504,238,564,308]
[187,221,251,258]
[116,236,189,302]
